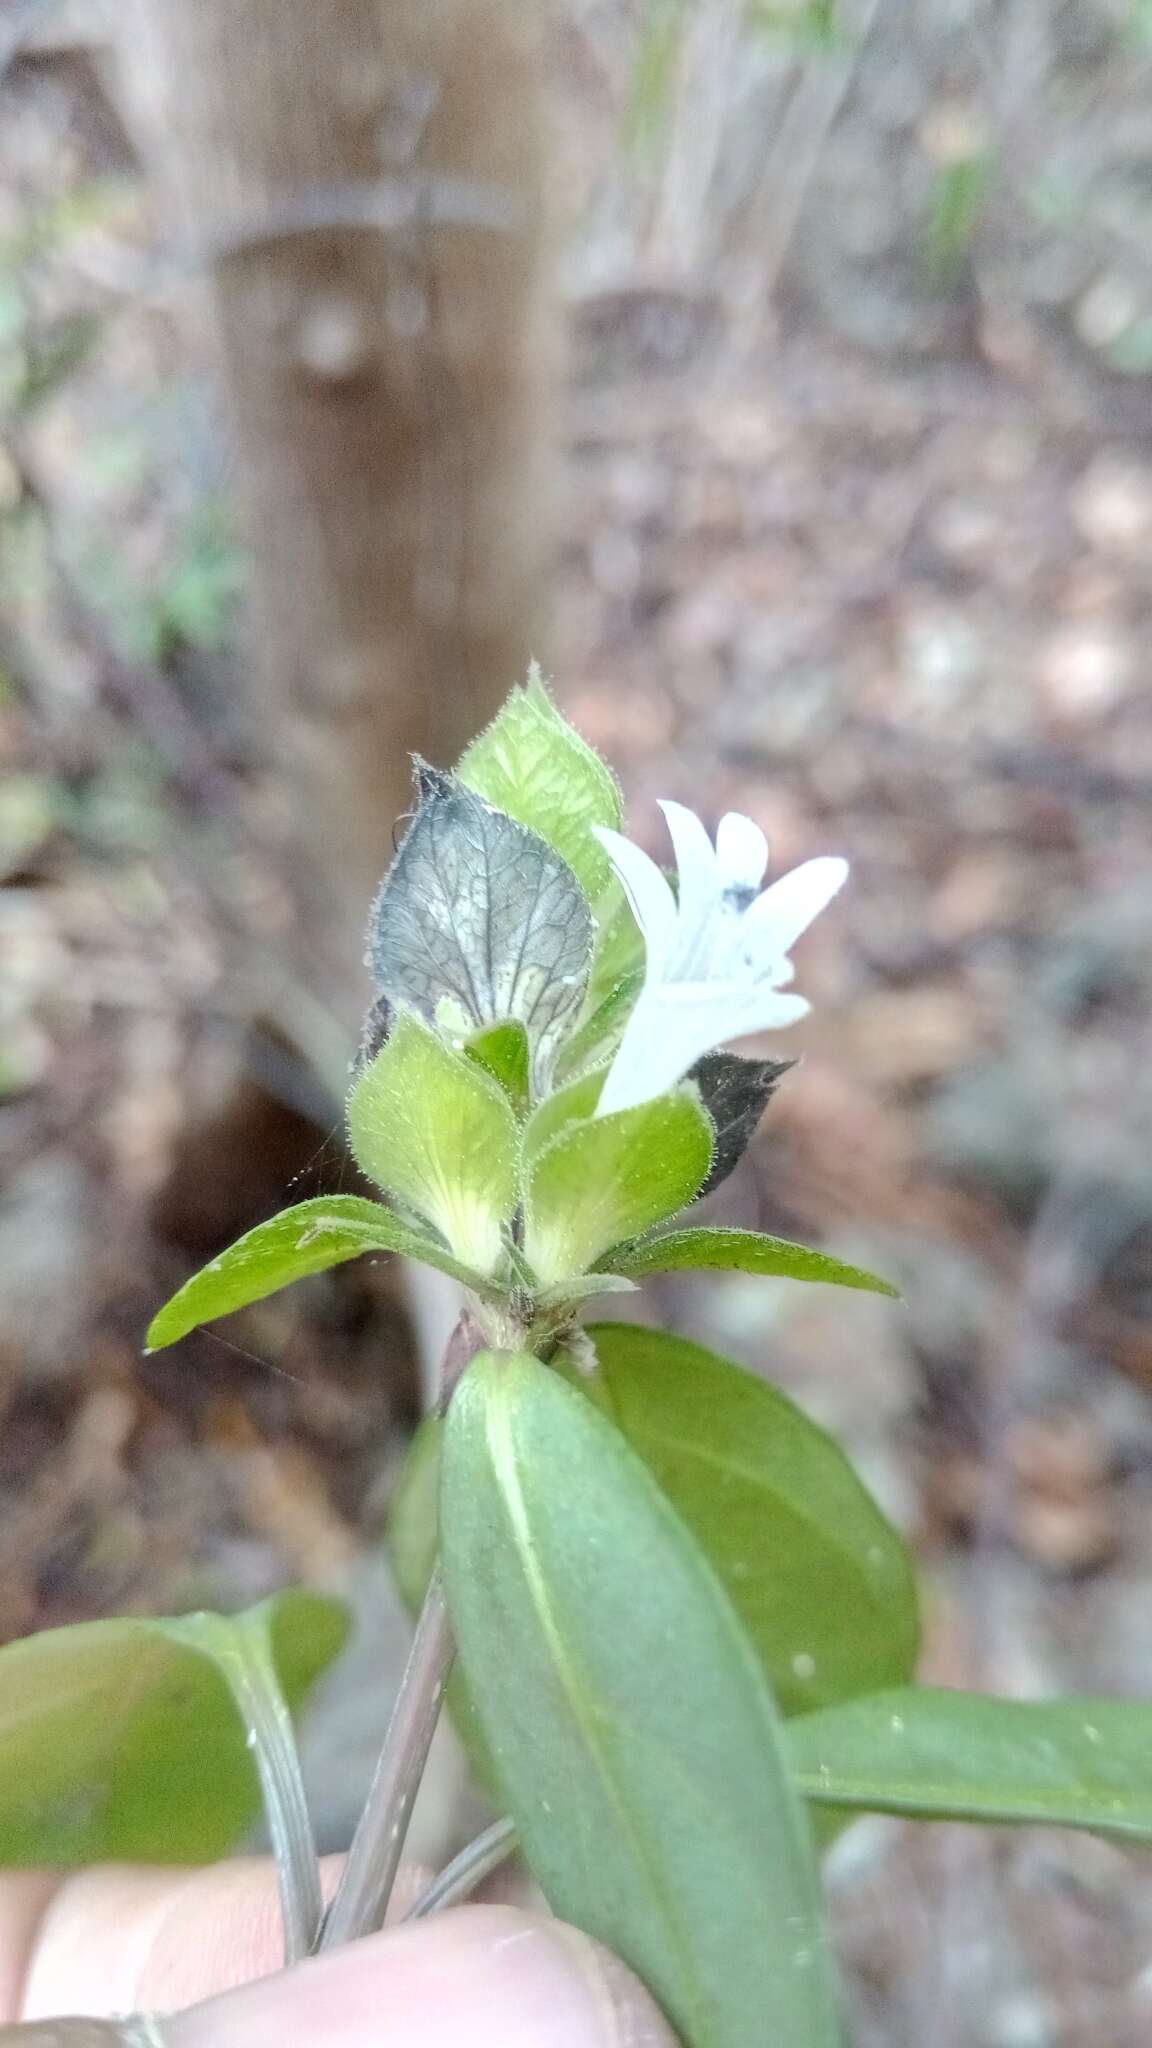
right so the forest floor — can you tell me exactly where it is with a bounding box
[3,33,1152,2048]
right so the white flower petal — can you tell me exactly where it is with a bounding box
[703,986,811,1039]
[593,995,697,1115]
[715,812,769,896]
[595,980,810,1116]
[744,855,848,958]
[593,825,678,981]
[592,812,844,1115]
[658,800,722,978]
[657,980,810,1041]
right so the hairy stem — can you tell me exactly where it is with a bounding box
[319,1567,455,1949]
[408,1815,518,1919]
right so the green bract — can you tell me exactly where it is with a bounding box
[523,1088,714,1284]
[348,1009,519,1276]
[459,664,623,900]
[465,1018,531,1112]
[556,877,647,1086]
[521,1065,606,1162]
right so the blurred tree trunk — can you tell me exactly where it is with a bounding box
[117,0,555,1028]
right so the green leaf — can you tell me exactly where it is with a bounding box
[522,1066,606,1163]
[441,1353,841,2048]
[524,1092,713,1286]
[790,1687,1152,1843]
[554,966,643,1084]
[348,1011,518,1276]
[0,1591,347,1866]
[533,1273,640,1313]
[465,1020,530,1114]
[146,1194,487,1352]
[598,1224,899,1296]
[555,871,648,1085]
[458,666,622,900]
[573,1326,919,1715]
[365,765,592,1096]
[588,877,646,996]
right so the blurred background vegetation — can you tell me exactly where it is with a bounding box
[2,1,1152,2038]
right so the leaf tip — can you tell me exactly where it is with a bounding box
[523,656,551,705]
[869,1274,903,1301]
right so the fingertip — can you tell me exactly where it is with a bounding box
[161,1907,679,2048]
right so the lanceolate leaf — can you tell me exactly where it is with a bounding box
[458,667,622,900]
[365,765,592,1094]
[524,1092,713,1286]
[348,1010,518,1276]
[598,1224,899,1297]
[574,1325,919,1715]
[146,1195,487,1352]
[790,1688,1152,1843]
[441,1353,841,2048]
[0,1591,347,1866]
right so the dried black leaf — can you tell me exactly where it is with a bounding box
[364,764,592,1093]
[690,1049,795,1196]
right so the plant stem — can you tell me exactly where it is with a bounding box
[320,1567,455,1949]
[320,1306,490,1951]
[408,1816,518,1919]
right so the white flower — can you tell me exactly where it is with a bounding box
[592,802,847,1117]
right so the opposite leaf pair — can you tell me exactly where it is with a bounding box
[347,1008,714,1291]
